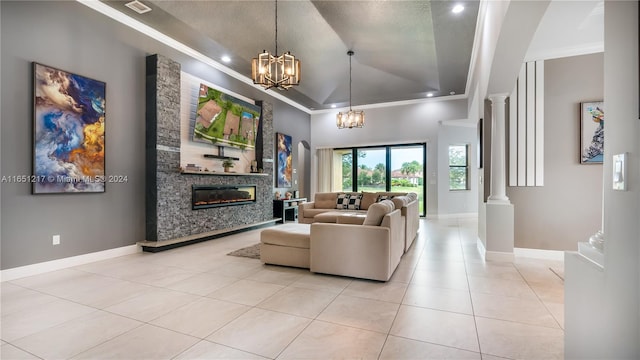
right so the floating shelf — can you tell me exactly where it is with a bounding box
[203,154,240,160]
[181,170,268,177]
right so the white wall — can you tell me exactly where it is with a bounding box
[565,1,639,357]
[437,123,479,216]
[310,98,468,216]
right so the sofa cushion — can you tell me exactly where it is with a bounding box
[336,193,351,209]
[260,224,311,249]
[363,200,395,226]
[314,192,338,209]
[360,192,377,210]
[314,210,365,223]
[346,193,363,210]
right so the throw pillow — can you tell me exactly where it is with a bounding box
[376,194,395,202]
[336,193,351,209]
[346,193,363,210]
[363,200,395,226]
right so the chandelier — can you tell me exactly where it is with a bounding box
[336,50,365,129]
[251,0,300,90]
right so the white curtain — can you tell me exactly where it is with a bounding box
[317,148,333,192]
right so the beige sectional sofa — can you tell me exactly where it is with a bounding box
[260,200,403,281]
[299,191,419,252]
[310,200,403,281]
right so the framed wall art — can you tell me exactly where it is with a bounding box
[33,63,106,194]
[276,132,292,188]
[580,101,604,164]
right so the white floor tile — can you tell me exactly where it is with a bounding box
[1,298,96,342]
[71,324,199,360]
[278,320,387,359]
[174,340,268,359]
[12,311,141,359]
[207,308,310,358]
[257,286,337,318]
[390,305,479,352]
[317,294,400,333]
[476,317,564,359]
[151,297,249,338]
[379,335,481,359]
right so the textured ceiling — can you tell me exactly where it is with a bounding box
[106,0,480,110]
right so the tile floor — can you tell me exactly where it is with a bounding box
[1,217,565,359]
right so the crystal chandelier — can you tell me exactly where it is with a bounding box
[251,0,300,90]
[336,50,365,129]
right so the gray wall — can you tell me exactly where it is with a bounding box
[0,1,310,269]
[506,53,604,251]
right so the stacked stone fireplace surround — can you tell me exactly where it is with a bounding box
[145,54,275,247]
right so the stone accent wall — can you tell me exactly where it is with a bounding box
[146,54,274,242]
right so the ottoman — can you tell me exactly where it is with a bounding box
[260,223,311,268]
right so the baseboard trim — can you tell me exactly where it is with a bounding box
[476,238,514,262]
[0,245,140,282]
[514,247,566,261]
[485,251,515,262]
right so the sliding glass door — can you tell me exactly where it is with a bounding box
[333,143,426,216]
[356,147,386,193]
[390,145,425,215]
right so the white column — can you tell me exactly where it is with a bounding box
[488,94,511,204]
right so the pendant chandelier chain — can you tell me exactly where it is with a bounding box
[349,52,353,111]
[274,0,278,56]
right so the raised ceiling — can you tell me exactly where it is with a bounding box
[105,0,480,110]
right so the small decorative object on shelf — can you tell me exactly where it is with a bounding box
[284,191,292,200]
[274,191,281,200]
[221,158,235,173]
[185,163,202,172]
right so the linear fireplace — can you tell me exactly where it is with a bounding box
[192,184,257,210]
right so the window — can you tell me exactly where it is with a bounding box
[449,145,469,190]
[333,143,426,216]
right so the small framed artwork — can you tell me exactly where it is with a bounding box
[33,63,106,193]
[276,132,292,188]
[612,153,627,191]
[580,101,604,164]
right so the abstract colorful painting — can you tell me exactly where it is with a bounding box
[276,132,292,188]
[33,63,106,193]
[192,83,261,150]
[580,101,604,164]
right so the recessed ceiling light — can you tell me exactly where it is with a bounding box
[452,4,464,14]
[125,0,151,14]
[426,92,434,98]
[331,104,336,108]
[221,55,231,63]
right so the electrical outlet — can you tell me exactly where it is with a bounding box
[52,235,60,245]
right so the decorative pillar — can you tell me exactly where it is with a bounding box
[482,93,515,262]
[488,94,510,204]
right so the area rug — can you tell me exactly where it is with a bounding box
[227,243,260,259]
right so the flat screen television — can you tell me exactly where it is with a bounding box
[191,83,261,150]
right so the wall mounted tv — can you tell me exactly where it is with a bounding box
[192,84,261,150]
